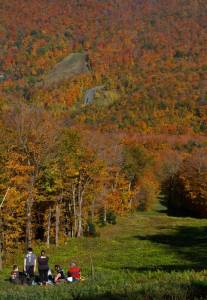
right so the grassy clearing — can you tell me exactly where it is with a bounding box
[43,52,89,86]
[0,211,207,299]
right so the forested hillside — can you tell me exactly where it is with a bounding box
[0,0,207,265]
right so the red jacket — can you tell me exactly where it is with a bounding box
[68,267,80,279]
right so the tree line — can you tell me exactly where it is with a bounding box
[0,100,158,269]
[0,101,207,270]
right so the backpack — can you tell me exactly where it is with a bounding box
[25,252,36,266]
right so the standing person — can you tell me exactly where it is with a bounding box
[24,247,36,283]
[38,250,49,285]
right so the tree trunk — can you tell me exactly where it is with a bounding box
[76,177,90,237]
[72,184,77,237]
[26,196,33,250]
[91,198,95,223]
[112,172,119,191]
[103,205,107,223]
[0,215,3,271]
[77,182,83,237]
[128,182,133,209]
[0,247,2,271]
[25,176,35,250]
[46,207,51,247]
[55,202,60,246]
[68,201,72,237]
[0,188,10,270]
[77,209,82,237]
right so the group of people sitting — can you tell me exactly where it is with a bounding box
[10,247,81,286]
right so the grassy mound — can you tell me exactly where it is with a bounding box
[43,52,89,86]
[0,211,207,299]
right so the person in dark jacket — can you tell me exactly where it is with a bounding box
[10,265,20,284]
[37,250,49,285]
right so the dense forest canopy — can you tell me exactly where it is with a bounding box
[0,0,207,266]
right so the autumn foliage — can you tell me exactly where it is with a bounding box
[0,0,207,265]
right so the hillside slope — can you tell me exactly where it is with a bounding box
[0,211,207,299]
[0,0,207,134]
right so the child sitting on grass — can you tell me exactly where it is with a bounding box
[10,265,20,284]
[67,262,81,283]
[54,265,66,284]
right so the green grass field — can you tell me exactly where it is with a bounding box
[0,210,207,300]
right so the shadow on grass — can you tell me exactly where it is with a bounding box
[121,264,204,273]
[189,280,207,299]
[134,225,207,270]
[75,294,142,300]
[74,281,207,300]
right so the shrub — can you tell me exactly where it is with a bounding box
[106,210,116,225]
[98,207,107,226]
[85,223,98,237]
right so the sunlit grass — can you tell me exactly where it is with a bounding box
[0,211,207,299]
